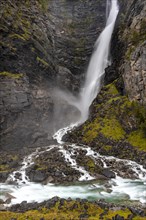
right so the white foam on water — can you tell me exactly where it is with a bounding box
[1,143,146,205]
[58,146,94,181]
[53,123,78,144]
[6,146,56,185]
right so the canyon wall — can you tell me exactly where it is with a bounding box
[0,0,145,150]
[0,0,106,149]
[113,0,146,104]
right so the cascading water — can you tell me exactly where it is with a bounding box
[1,0,146,207]
[78,0,119,122]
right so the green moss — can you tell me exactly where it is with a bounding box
[104,117,125,141]
[132,102,146,133]
[0,165,9,172]
[36,56,49,67]
[86,158,96,173]
[103,145,112,151]
[105,83,119,96]
[83,116,125,143]
[108,96,121,104]
[133,217,146,220]
[106,209,131,219]
[101,117,126,141]
[87,159,95,168]
[128,130,146,151]
[72,80,146,156]
[0,203,145,220]
[9,33,27,41]
[0,72,23,79]
[83,118,100,143]
[38,0,49,12]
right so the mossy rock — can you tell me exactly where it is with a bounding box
[1,199,146,220]
[66,81,146,163]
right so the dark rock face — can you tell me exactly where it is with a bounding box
[108,0,146,104]
[0,0,106,150]
[47,0,106,78]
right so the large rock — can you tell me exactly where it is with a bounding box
[101,169,116,179]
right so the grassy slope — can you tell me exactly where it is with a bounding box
[67,80,146,159]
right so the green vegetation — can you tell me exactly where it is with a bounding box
[0,165,9,172]
[101,117,126,140]
[83,83,126,143]
[69,81,146,156]
[128,130,146,151]
[0,200,145,220]
[38,0,49,12]
[36,56,49,67]
[0,72,23,79]
[9,34,27,41]
[83,116,125,143]
[2,3,31,42]
[0,154,19,174]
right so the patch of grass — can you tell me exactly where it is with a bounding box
[38,0,49,12]
[128,130,146,151]
[0,203,145,220]
[83,118,100,143]
[101,117,126,141]
[9,33,27,41]
[36,56,49,67]
[0,72,23,79]
[0,165,9,172]
[106,83,119,96]
[83,115,125,143]
[106,208,131,219]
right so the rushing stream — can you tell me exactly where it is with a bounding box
[1,125,146,206]
[0,0,146,207]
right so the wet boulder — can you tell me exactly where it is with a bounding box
[101,168,116,179]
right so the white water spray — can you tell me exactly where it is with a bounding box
[78,0,119,122]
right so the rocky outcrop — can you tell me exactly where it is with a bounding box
[65,81,146,166]
[123,41,146,104]
[110,0,146,104]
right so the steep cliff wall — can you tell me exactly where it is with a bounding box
[0,0,106,150]
[112,0,146,104]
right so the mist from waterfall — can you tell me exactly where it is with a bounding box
[77,0,119,123]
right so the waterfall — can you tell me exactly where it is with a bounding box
[78,0,119,123]
[106,0,111,20]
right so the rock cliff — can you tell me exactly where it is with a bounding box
[110,0,146,104]
[0,0,146,151]
[0,0,106,149]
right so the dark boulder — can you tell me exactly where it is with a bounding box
[28,170,47,182]
[101,169,116,179]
